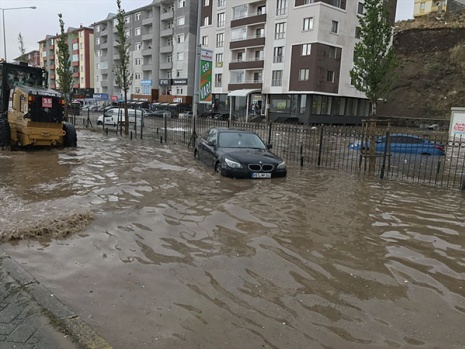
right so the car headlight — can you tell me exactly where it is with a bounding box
[225,158,243,168]
[277,161,286,169]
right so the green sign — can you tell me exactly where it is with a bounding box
[200,49,213,104]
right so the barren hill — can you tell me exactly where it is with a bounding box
[377,12,465,120]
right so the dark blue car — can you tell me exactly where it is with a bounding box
[194,128,287,178]
[348,133,445,156]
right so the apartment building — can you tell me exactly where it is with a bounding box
[13,50,40,67]
[92,0,198,106]
[414,0,465,17]
[200,0,398,124]
[39,26,94,96]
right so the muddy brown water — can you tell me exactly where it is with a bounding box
[1,129,465,349]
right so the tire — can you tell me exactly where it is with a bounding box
[0,118,11,149]
[63,122,77,147]
[215,162,222,175]
[194,149,200,160]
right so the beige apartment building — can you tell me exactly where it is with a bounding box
[200,0,398,124]
[39,26,94,97]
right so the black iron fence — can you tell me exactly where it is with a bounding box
[85,113,465,190]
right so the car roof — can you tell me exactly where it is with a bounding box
[215,128,256,134]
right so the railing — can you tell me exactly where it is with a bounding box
[91,116,465,190]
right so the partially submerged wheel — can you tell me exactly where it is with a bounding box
[194,149,200,160]
[215,162,222,175]
[0,118,11,149]
[63,122,77,147]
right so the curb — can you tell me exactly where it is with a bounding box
[0,250,112,349]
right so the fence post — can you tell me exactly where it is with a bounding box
[267,122,272,145]
[164,115,168,143]
[380,130,389,179]
[317,126,324,166]
[300,144,304,167]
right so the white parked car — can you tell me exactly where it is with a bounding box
[97,108,143,126]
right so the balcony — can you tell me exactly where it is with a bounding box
[49,45,54,50]
[230,36,265,50]
[161,10,174,21]
[160,62,173,70]
[72,83,80,89]
[160,45,173,53]
[101,80,108,87]
[49,54,55,60]
[49,64,55,69]
[160,28,173,37]
[50,74,56,80]
[72,72,79,78]
[142,49,153,56]
[142,33,152,41]
[228,80,263,91]
[72,61,79,67]
[229,59,264,70]
[231,13,266,28]
[142,64,153,71]
[142,16,153,26]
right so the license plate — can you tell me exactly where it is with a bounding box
[252,173,271,179]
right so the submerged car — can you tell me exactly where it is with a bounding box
[194,128,287,178]
[348,133,445,156]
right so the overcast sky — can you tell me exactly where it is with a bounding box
[1,0,414,61]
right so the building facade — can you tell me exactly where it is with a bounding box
[13,50,40,67]
[200,0,398,124]
[39,26,94,96]
[92,0,199,106]
[414,0,465,17]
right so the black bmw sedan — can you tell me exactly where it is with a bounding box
[194,128,287,178]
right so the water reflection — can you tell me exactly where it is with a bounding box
[1,129,465,349]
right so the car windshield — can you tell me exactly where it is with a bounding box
[218,132,266,149]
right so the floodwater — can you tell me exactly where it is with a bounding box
[1,129,465,349]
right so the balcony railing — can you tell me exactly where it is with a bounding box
[231,34,265,42]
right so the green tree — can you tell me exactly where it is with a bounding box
[350,0,397,118]
[114,0,132,135]
[17,33,28,63]
[56,13,73,120]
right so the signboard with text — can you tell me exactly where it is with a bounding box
[199,49,213,104]
[449,108,465,139]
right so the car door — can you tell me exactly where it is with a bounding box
[202,129,218,168]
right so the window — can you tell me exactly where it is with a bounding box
[135,73,141,80]
[255,50,264,61]
[96,25,100,32]
[135,42,141,50]
[168,21,174,28]
[232,5,247,19]
[256,28,265,37]
[136,12,141,20]
[177,52,184,61]
[203,16,210,26]
[303,17,313,31]
[273,46,283,63]
[257,5,266,14]
[178,0,186,8]
[420,2,426,10]
[218,0,225,7]
[215,53,223,66]
[215,73,222,87]
[217,12,225,27]
[276,0,288,15]
[328,46,337,59]
[202,36,208,45]
[124,16,130,24]
[167,54,172,62]
[96,37,100,45]
[204,0,210,6]
[176,69,183,77]
[135,58,141,65]
[135,27,141,36]
[96,50,101,57]
[275,22,286,39]
[237,52,243,62]
[302,43,311,56]
[272,70,282,86]
[357,2,364,15]
[177,16,185,26]
[216,33,224,47]
[135,87,141,93]
[124,30,130,38]
[327,71,335,83]
[299,68,309,81]
[231,27,246,41]
[178,34,185,43]
[331,20,339,34]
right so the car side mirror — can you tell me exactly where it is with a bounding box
[267,144,272,149]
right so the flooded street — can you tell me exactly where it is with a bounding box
[1,129,465,349]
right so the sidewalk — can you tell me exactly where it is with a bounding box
[0,250,112,349]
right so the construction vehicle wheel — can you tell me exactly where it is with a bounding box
[63,122,77,147]
[0,118,11,149]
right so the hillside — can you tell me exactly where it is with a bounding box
[377,12,465,120]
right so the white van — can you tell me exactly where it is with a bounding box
[97,108,142,126]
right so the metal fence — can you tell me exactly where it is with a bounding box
[76,112,465,190]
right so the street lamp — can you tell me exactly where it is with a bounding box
[0,6,37,62]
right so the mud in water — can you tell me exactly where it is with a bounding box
[1,129,465,349]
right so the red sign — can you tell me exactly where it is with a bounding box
[42,98,52,108]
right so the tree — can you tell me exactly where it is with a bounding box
[114,0,132,135]
[17,33,28,63]
[56,13,73,120]
[350,0,397,118]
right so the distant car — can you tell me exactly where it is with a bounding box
[152,110,172,118]
[194,128,287,178]
[212,113,230,120]
[348,133,445,156]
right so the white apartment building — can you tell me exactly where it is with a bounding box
[200,0,398,124]
[92,0,198,107]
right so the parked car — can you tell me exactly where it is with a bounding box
[194,128,287,178]
[152,110,172,118]
[97,108,142,126]
[348,133,446,156]
[212,113,230,120]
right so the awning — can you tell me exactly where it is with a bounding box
[227,89,261,97]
